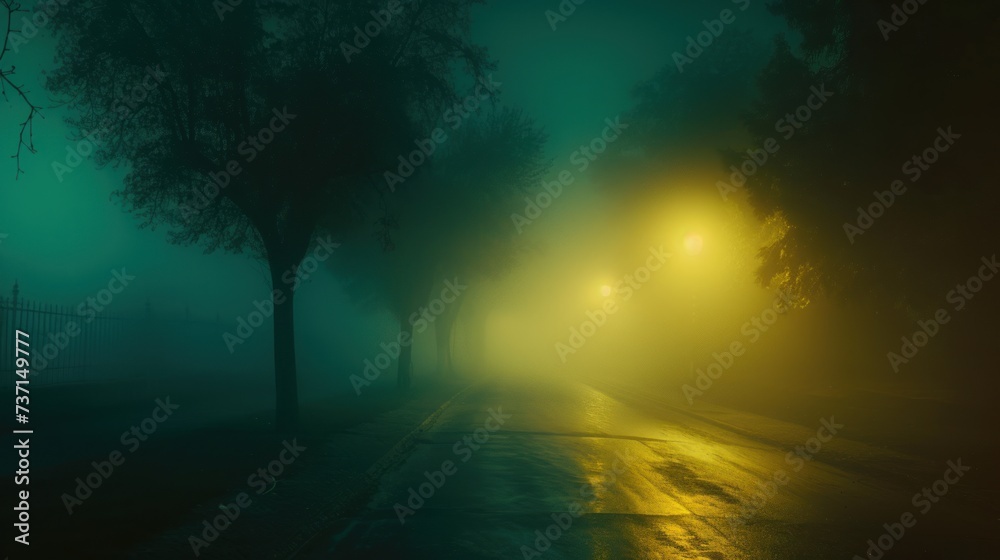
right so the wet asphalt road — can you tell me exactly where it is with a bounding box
[299,378,996,559]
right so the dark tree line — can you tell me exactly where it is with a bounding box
[741,0,1000,315]
[43,0,501,431]
[335,106,548,391]
[613,0,999,320]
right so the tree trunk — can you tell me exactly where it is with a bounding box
[271,261,299,433]
[466,309,488,373]
[397,320,413,392]
[435,292,464,375]
[435,313,453,375]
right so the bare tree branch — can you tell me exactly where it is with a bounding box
[1,0,42,178]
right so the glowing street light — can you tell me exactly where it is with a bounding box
[684,233,704,256]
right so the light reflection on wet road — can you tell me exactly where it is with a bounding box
[301,378,994,559]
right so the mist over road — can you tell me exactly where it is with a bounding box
[299,378,992,559]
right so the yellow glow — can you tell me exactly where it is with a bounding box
[476,170,784,384]
[683,233,704,256]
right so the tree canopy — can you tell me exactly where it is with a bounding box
[45,0,495,430]
[742,0,1000,314]
[335,105,548,387]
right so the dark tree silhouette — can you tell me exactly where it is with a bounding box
[597,29,773,277]
[741,0,1000,315]
[336,107,548,390]
[628,29,767,160]
[411,108,547,379]
[1,0,41,177]
[45,0,493,431]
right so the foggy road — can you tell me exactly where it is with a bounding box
[298,378,994,560]
[6,1,1000,558]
